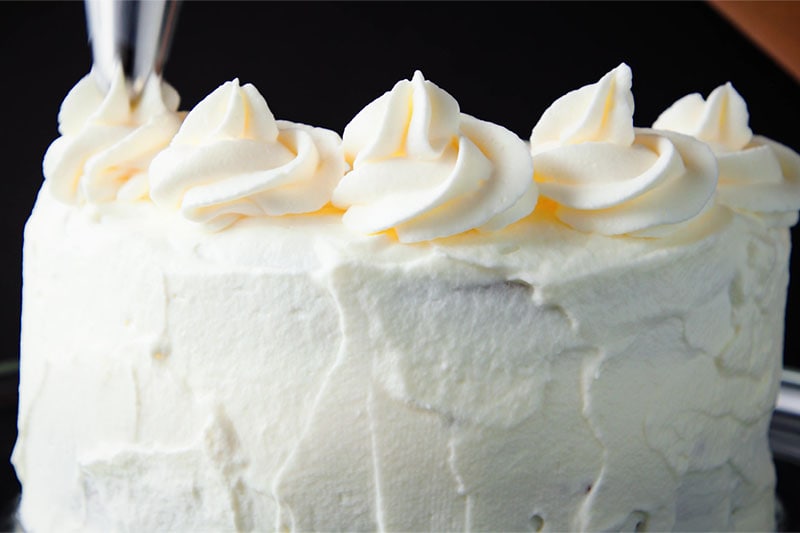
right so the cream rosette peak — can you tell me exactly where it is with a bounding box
[43,67,183,204]
[530,63,718,237]
[530,63,635,154]
[149,79,346,230]
[654,82,800,224]
[332,71,537,243]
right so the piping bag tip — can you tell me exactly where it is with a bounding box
[84,0,181,99]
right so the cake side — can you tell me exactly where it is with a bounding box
[12,185,785,531]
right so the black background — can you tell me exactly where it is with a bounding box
[0,0,798,527]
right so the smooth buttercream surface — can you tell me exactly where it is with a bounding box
[150,79,347,230]
[530,64,718,237]
[333,71,536,243]
[654,82,800,224]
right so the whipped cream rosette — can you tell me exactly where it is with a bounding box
[654,82,800,225]
[149,79,346,230]
[530,64,718,237]
[332,71,536,243]
[43,68,183,204]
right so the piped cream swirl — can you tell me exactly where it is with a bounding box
[43,68,183,204]
[654,83,800,223]
[332,71,536,243]
[149,79,346,230]
[530,64,718,237]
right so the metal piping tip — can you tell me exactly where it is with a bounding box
[85,0,180,99]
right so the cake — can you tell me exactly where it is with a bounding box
[12,64,800,531]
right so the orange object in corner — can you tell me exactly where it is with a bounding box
[709,1,800,83]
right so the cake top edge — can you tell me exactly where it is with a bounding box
[40,63,800,242]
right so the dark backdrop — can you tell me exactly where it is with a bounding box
[0,0,798,526]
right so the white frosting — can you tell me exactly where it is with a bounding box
[13,185,784,531]
[43,68,183,203]
[530,64,718,236]
[654,83,800,223]
[15,65,798,532]
[333,71,536,243]
[652,82,751,154]
[530,63,635,153]
[150,79,346,230]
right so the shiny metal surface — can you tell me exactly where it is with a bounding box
[84,0,180,98]
[772,370,800,464]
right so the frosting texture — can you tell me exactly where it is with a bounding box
[150,79,346,230]
[530,64,718,236]
[654,83,800,222]
[13,189,783,532]
[332,71,536,243]
[15,63,798,532]
[43,69,182,203]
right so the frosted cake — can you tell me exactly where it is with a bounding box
[12,64,800,531]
